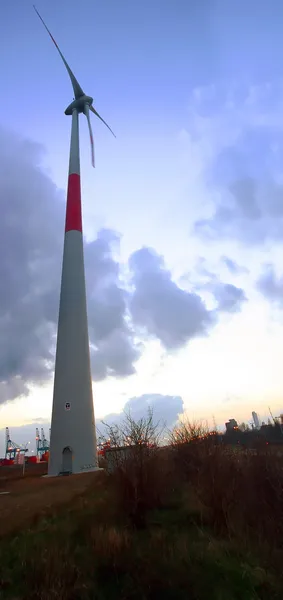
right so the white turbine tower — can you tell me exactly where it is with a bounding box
[34,6,115,476]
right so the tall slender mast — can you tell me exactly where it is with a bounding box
[34,6,114,476]
[48,110,97,476]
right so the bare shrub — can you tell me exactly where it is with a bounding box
[171,419,283,546]
[170,420,236,531]
[237,451,283,547]
[170,419,218,480]
[192,446,283,545]
[100,410,168,528]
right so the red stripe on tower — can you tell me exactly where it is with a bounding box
[65,173,82,232]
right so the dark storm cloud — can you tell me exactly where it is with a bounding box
[257,265,283,306]
[211,283,247,313]
[221,256,249,275]
[123,394,184,426]
[0,126,249,407]
[194,123,283,245]
[128,247,246,350]
[0,129,63,402]
[129,247,215,350]
[90,329,140,381]
[194,259,247,314]
[85,230,140,380]
[195,177,283,244]
[0,128,139,404]
[97,393,184,434]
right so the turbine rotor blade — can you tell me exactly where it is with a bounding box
[89,105,116,138]
[84,104,95,168]
[33,5,85,99]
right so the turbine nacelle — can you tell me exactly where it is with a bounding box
[65,95,94,116]
[34,5,115,168]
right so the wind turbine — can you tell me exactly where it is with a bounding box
[34,6,115,476]
[34,5,115,167]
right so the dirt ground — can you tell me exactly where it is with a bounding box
[0,465,102,537]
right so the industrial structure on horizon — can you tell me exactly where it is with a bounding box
[4,428,27,462]
[2,428,50,466]
[225,418,238,432]
[252,411,260,429]
[36,428,50,459]
[1,427,110,465]
[3,408,283,467]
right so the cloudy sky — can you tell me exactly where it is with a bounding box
[1,0,283,452]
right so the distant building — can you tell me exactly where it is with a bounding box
[239,422,249,432]
[252,411,260,429]
[225,419,238,432]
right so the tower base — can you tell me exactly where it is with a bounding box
[43,467,103,478]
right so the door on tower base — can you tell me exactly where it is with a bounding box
[62,446,72,474]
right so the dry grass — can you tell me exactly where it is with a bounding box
[171,429,283,548]
[0,468,105,537]
[1,477,280,600]
[0,462,48,490]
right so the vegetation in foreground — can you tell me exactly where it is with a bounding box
[1,414,283,599]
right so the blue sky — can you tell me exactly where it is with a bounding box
[1,0,283,453]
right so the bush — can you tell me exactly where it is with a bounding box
[170,420,219,481]
[100,410,171,528]
[170,420,283,548]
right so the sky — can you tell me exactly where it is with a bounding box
[1,0,283,453]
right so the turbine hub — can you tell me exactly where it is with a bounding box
[65,95,93,115]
